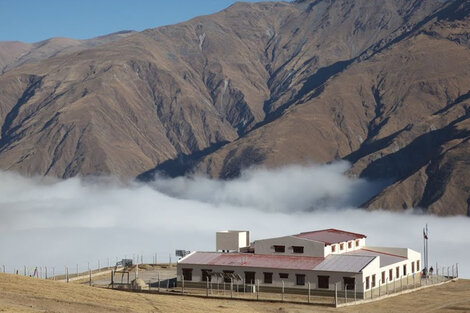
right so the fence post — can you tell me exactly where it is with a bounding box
[111,270,114,288]
[66,267,69,283]
[230,278,233,299]
[243,278,246,295]
[400,276,403,291]
[345,284,348,303]
[53,267,55,280]
[281,280,284,302]
[206,277,209,297]
[89,268,92,286]
[181,274,184,294]
[334,283,338,307]
[378,280,381,297]
[386,278,388,295]
[456,263,459,278]
[158,272,160,292]
[45,267,48,279]
[2,265,4,273]
[354,282,357,302]
[413,273,415,288]
[452,265,455,278]
[256,279,259,301]
[308,282,311,304]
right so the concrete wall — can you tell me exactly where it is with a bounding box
[253,236,366,258]
[360,249,422,294]
[177,263,362,292]
[216,231,249,251]
[253,236,326,257]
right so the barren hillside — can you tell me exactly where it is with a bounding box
[0,0,469,215]
[0,274,469,313]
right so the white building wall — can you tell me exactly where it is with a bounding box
[253,236,326,257]
[360,249,422,293]
[324,238,367,256]
[177,263,363,291]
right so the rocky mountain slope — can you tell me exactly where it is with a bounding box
[0,0,469,215]
[0,31,135,74]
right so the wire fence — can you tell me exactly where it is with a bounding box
[2,260,459,308]
[0,252,166,282]
[338,265,459,306]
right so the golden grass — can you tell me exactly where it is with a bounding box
[1,273,469,313]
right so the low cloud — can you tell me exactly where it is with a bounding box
[0,163,468,277]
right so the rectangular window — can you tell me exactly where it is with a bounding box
[201,269,212,282]
[417,260,420,271]
[296,274,306,286]
[223,270,234,283]
[279,273,289,279]
[348,241,352,249]
[389,269,393,281]
[381,271,385,283]
[403,264,407,276]
[245,271,256,284]
[274,245,285,253]
[412,262,415,273]
[396,266,400,278]
[365,276,370,289]
[292,246,304,253]
[318,275,329,289]
[182,268,193,281]
[372,274,376,288]
[264,272,273,284]
[331,245,336,252]
[343,277,355,290]
[340,243,344,250]
[355,240,360,247]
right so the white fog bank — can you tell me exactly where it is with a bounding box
[0,163,468,277]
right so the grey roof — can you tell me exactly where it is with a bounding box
[345,249,407,267]
[314,254,375,273]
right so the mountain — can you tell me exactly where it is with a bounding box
[0,0,469,215]
[0,31,135,73]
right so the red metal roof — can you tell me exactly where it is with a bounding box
[294,229,366,245]
[180,252,324,271]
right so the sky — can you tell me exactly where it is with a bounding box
[1,162,468,278]
[0,0,283,43]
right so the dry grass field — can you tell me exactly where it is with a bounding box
[0,273,469,313]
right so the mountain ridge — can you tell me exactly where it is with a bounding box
[0,0,469,215]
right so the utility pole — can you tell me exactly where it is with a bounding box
[423,224,429,277]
